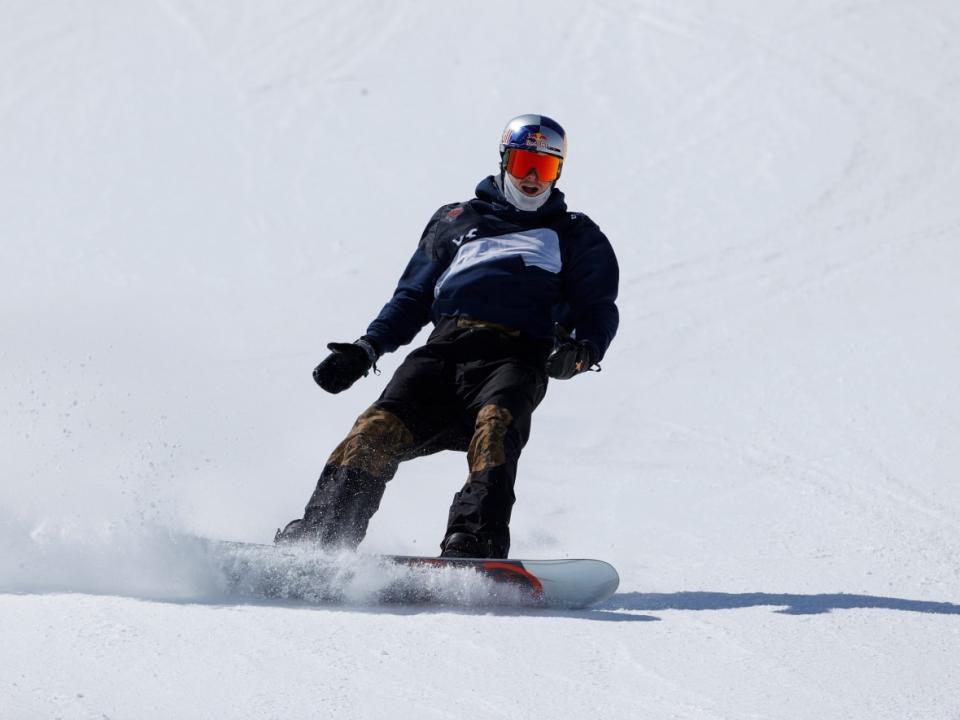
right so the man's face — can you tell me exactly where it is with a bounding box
[502,148,560,197]
[506,167,551,197]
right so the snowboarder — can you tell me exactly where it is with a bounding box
[276,114,619,558]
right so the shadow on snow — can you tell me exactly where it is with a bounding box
[5,588,958,622]
[601,591,960,616]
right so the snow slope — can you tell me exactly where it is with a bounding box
[2,0,960,717]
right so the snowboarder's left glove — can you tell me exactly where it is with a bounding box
[546,339,597,380]
[313,338,379,394]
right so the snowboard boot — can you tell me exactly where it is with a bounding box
[440,532,501,559]
[274,518,315,545]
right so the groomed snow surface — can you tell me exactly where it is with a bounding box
[2,1,960,718]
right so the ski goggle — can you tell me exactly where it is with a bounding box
[503,148,563,182]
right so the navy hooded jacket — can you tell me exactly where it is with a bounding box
[365,176,619,361]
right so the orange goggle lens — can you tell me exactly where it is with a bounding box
[504,148,562,182]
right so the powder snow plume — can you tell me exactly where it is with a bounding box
[0,511,527,608]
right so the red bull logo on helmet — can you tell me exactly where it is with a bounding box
[525,131,549,149]
[521,129,562,155]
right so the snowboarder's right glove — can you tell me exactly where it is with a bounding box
[547,339,596,379]
[313,338,379,394]
[547,326,600,380]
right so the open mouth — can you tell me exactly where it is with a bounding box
[521,184,541,195]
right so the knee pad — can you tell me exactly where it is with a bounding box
[327,406,414,477]
[467,404,514,473]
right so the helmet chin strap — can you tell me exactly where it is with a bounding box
[498,172,553,212]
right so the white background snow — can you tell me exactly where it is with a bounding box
[2,0,960,717]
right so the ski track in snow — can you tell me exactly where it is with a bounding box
[2,0,960,718]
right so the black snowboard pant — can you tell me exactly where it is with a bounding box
[301,317,550,558]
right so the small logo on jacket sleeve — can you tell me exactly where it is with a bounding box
[452,228,478,247]
[446,206,464,220]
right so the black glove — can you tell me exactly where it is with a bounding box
[313,338,378,394]
[546,338,597,380]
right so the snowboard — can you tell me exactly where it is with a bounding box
[213,540,619,610]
